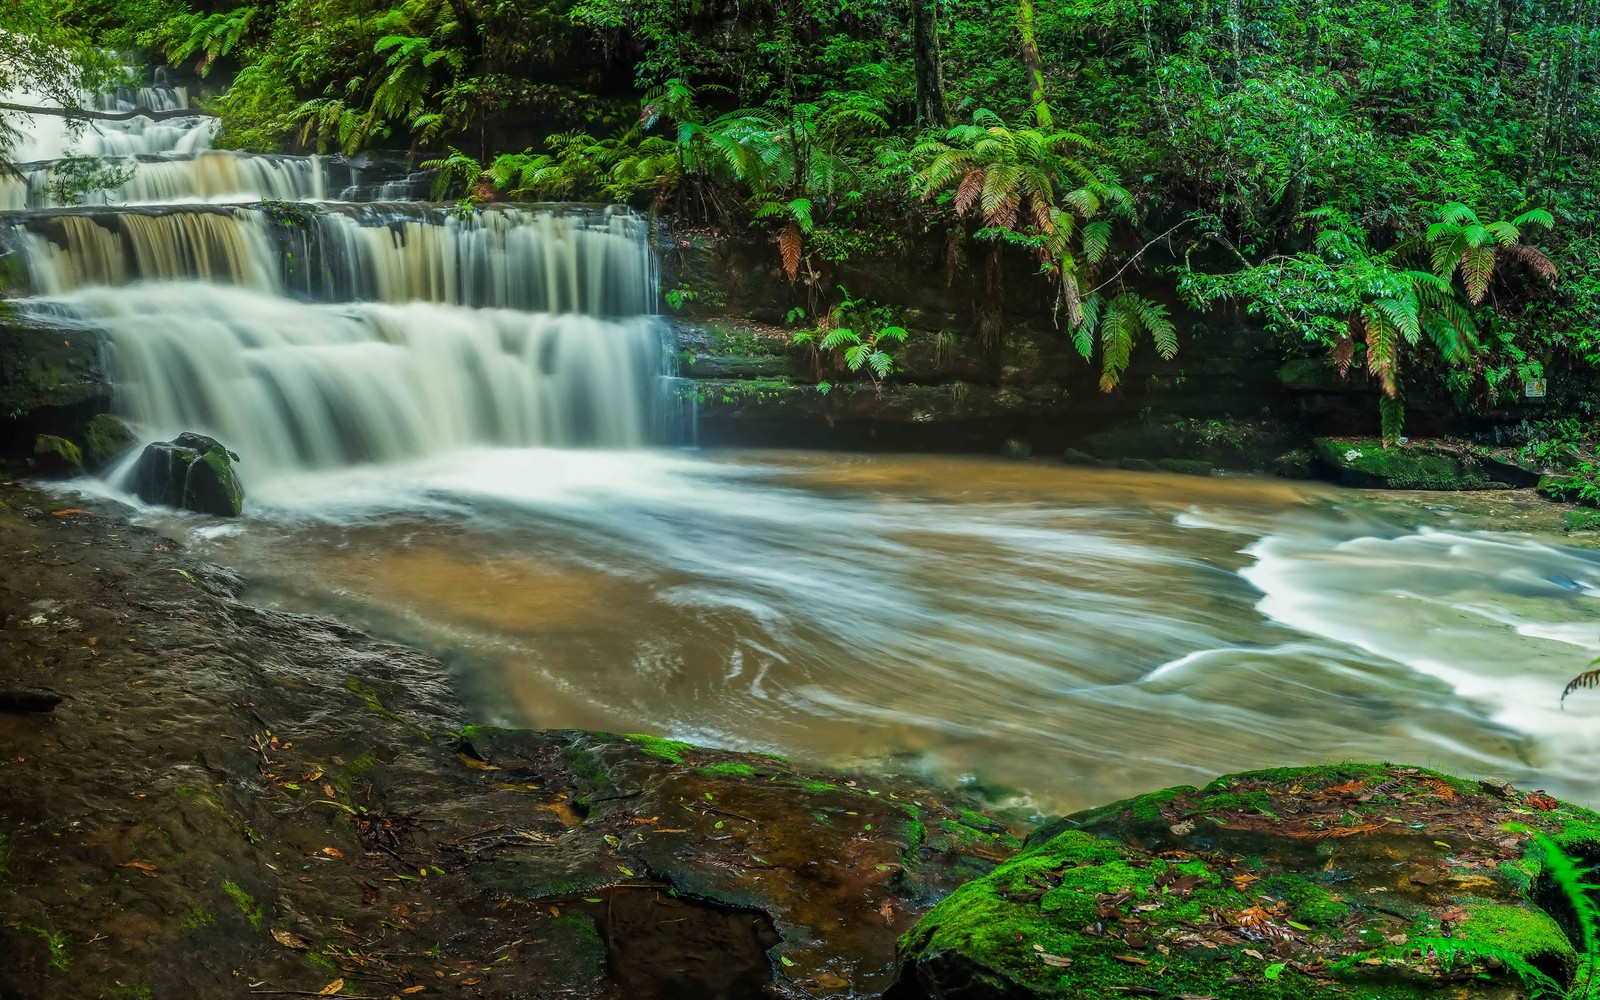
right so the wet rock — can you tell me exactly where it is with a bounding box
[1154,458,1213,477]
[0,318,111,460]
[130,432,245,516]
[1079,416,1300,473]
[0,479,1019,1000]
[82,413,136,472]
[894,764,1600,1000]
[1313,437,1501,491]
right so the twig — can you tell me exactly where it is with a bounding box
[1088,219,1195,296]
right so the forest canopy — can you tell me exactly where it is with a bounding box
[10,0,1600,434]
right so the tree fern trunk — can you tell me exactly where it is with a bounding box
[1017,0,1053,129]
[912,0,950,127]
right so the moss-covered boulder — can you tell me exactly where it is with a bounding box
[1313,438,1502,490]
[82,413,136,472]
[130,432,244,516]
[893,764,1600,1000]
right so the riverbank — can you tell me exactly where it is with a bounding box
[0,477,1020,999]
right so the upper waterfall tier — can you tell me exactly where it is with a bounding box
[8,110,217,161]
[0,150,427,210]
[5,204,655,316]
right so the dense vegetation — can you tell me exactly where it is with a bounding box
[9,0,1600,436]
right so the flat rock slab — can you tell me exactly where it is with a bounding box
[0,483,1014,1000]
[894,763,1600,999]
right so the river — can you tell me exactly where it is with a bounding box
[4,63,1598,817]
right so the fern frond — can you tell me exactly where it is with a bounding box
[1339,936,1561,997]
[1564,663,1600,707]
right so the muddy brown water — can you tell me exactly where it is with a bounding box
[105,449,1600,814]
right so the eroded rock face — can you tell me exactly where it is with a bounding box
[130,431,244,516]
[893,764,1600,1000]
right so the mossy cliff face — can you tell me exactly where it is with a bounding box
[893,763,1600,1000]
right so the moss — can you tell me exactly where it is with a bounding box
[83,413,135,470]
[1258,875,1350,926]
[1155,458,1215,476]
[1118,458,1156,472]
[221,878,265,932]
[624,733,692,764]
[1459,903,1576,975]
[334,750,378,797]
[0,831,11,878]
[1313,437,1493,491]
[181,905,214,931]
[545,914,607,988]
[200,447,244,513]
[1061,448,1104,467]
[699,762,756,778]
[306,951,338,974]
[106,983,154,1000]
[33,434,82,468]
[25,925,70,972]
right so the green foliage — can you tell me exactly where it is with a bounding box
[1182,203,1557,437]
[792,290,910,391]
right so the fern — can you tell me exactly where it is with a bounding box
[1341,937,1563,998]
[1563,661,1600,708]
[1536,834,1600,996]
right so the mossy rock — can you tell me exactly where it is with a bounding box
[1155,458,1214,477]
[130,432,244,516]
[1060,448,1104,467]
[83,414,136,472]
[1539,473,1600,508]
[1313,438,1498,491]
[893,763,1599,1000]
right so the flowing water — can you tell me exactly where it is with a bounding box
[5,66,1600,816]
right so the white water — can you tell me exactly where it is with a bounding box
[122,452,1600,813]
[9,204,655,313]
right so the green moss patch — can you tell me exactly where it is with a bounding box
[897,763,1600,999]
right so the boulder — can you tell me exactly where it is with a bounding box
[1313,437,1501,490]
[893,764,1600,1000]
[130,432,244,516]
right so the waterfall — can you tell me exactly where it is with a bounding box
[3,63,674,492]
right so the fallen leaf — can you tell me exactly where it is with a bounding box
[1113,955,1150,966]
[316,980,344,996]
[403,988,426,995]
[1037,952,1073,967]
[456,753,501,771]
[271,929,310,950]
[459,979,480,986]
[51,509,87,517]
[1242,948,1265,960]
[322,847,344,858]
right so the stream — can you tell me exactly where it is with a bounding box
[4,64,1599,817]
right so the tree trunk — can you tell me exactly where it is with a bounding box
[912,0,950,126]
[1017,0,1053,128]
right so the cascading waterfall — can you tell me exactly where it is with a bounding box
[2,63,673,488]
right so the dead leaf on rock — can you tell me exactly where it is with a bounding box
[322,847,344,858]
[1113,955,1149,966]
[270,929,309,950]
[316,980,344,996]
[118,861,158,877]
[1037,952,1073,967]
